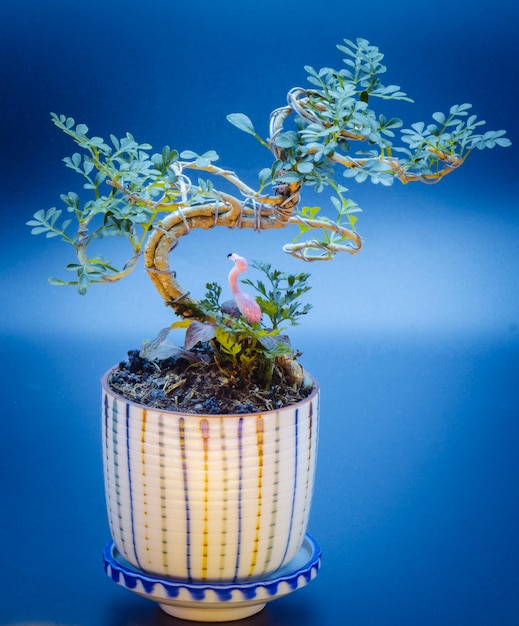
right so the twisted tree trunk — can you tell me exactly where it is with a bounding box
[143,184,362,319]
[143,192,294,318]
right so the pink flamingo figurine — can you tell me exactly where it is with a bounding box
[227,253,262,323]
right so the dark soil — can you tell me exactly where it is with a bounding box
[108,349,313,415]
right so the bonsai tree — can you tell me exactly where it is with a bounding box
[28,38,510,410]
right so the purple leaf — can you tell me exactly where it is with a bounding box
[184,320,216,350]
[140,327,199,362]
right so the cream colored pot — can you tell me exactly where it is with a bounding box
[101,369,319,584]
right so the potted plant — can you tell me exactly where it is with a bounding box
[28,38,510,621]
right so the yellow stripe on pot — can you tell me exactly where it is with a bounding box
[248,415,264,576]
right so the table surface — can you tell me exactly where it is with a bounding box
[2,330,518,626]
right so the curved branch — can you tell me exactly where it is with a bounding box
[146,80,462,314]
[99,252,142,283]
[143,193,298,317]
[285,215,362,259]
[283,238,362,260]
[287,87,370,142]
[280,89,465,183]
[328,151,464,184]
[180,162,259,198]
[269,105,293,160]
[143,189,363,318]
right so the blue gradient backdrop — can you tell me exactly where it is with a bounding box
[1,1,518,625]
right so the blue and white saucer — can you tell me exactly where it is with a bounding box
[103,534,321,622]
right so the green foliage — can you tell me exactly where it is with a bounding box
[226,113,270,149]
[228,38,510,255]
[164,266,312,387]
[26,114,215,294]
[199,282,223,315]
[28,38,510,312]
[141,268,301,386]
[179,149,219,167]
[209,316,294,389]
[396,104,511,176]
[26,115,157,291]
[27,207,73,241]
[242,261,313,329]
[26,37,511,393]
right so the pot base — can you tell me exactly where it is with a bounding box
[158,601,266,622]
[103,534,321,622]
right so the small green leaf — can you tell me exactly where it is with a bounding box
[296,160,314,174]
[330,196,342,212]
[432,111,446,125]
[30,209,46,222]
[110,134,120,150]
[180,150,198,160]
[227,113,256,136]
[274,131,299,149]
[171,320,192,330]
[301,205,321,219]
[66,263,84,271]
[258,168,271,187]
[277,170,301,183]
[200,150,219,163]
[29,226,48,235]
[215,328,242,355]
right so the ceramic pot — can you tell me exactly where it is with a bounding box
[101,368,319,584]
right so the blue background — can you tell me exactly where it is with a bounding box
[1,1,518,624]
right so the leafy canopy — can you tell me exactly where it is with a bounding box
[28,38,510,297]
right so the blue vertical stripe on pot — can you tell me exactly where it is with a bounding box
[218,416,229,577]
[125,402,143,570]
[199,418,210,579]
[179,417,192,581]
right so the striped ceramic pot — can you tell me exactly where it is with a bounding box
[101,369,319,583]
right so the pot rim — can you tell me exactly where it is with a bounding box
[101,365,319,418]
